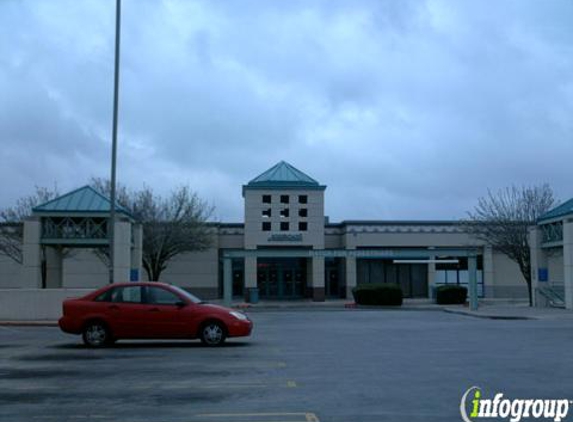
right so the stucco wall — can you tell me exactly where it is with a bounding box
[0,255,22,287]
[0,288,92,320]
[488,252,528,298]
[244,189,324,249]
[63,250,108,288]
[158,248,219,297]
[547,250,564,284]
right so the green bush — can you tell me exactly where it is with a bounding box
[435,285,467,305]
[352,283,403,306]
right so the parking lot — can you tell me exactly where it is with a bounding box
[1,309,573,422]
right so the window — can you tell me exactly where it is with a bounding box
[262,195,271,204]
[262,222,271,231]
[299,208,308,217]
[280,208,289,218]
[110,286,142,304]
[280,195,289,204]
[262,208,271,218]
[147,287,181,305]
[298,222,308,231]
[298,195,308,204]
[280,222,289,231]
[94,290,111,302]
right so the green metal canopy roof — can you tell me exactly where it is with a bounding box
[245,161,325,191]
[538,198,573,223]
[33,185,132,217]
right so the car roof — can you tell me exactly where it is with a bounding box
[108,282,173,288]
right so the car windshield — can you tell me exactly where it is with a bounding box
[169,285,203,304]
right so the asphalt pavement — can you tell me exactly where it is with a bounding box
[1,309,573,422]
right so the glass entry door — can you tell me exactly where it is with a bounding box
[257,258,306,299]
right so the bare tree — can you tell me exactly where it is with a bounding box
[464,185,556,306]
[91,179,215,281]
[0,186,59,263]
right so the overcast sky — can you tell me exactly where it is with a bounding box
[1,0,572,222]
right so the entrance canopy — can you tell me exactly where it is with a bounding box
[223,247,480,259]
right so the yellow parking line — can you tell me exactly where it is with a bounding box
[194,412,319,420]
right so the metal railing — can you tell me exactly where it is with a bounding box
[537,285,565,308]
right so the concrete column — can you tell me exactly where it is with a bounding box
[223,258,232,306]
[311,257,325,302]
[244,255,257,302]
[483,246,494,298]
[529,226,546,307]
[345,256,357,299]
[112,219,131,283]
[427,254,436,298]
[45,246,63,288]
[563,220,573,310]
[468,255,478,311]
[22,218,42,288]
[130,223,143,281]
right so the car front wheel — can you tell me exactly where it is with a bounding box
[200,321,227,346]
[82,321,111,347]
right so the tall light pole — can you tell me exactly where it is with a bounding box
[109,0,121,284]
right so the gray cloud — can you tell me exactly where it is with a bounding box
[0,0,572,222]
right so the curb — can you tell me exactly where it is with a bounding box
[0,321,59,327]
[443,308,534,320]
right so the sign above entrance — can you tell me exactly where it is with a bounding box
[267,234,303,242]
[223,247,480,259]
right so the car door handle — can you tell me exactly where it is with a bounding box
[108,305,119,310]
[148,308,160,312]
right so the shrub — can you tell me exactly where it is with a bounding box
[352,283,403,306]
[435,285,467,305]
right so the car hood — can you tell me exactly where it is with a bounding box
[198,303,234,313]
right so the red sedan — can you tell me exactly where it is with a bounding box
[58,282,253,347]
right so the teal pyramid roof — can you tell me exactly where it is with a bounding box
[538,198,573,223]
[247,161,323,189]
[33,186,131,216]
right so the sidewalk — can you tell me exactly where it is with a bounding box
[442,302,573,320]
[1,299,572,325]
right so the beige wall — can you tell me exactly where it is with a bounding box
[0,288,92,320]
[547,250,564,284]
[244,189,324,249]
[62,250,108,289]
[159,248,219,289]
[344,229,482,249]
[488,252,528,298]
[0,255,22,288]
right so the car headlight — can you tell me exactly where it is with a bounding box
[229,311,248,321]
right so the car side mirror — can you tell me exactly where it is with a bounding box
[175,301,187,308]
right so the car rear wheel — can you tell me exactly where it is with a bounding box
[82,322,111,347]
[200,321,227,346]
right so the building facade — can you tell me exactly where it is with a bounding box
[0,162,529,301]
[530,198,573,309]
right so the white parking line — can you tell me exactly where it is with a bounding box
[193,412,320,422]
